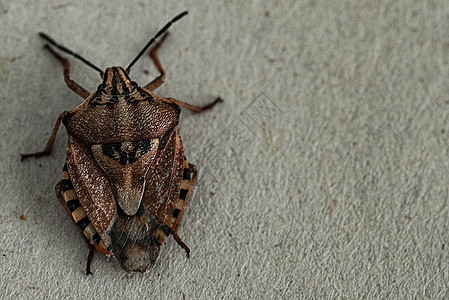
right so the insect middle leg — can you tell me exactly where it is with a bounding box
[21,111,67,160]
[166,97,223,113]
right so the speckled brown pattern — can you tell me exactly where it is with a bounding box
[21,13,221,273]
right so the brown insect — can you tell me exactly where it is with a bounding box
[21,11,222,274]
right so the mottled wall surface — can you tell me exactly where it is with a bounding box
[1,1,449,299]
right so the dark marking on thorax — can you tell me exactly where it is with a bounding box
[101,140,155,166]
[88,88,154,107]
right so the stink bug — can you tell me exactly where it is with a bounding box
[21,11,222,274]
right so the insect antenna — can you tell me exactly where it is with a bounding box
[126,11,188,73]
[39,32,104,74]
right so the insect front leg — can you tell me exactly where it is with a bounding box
[142,32,169,91]
[42,42,91,98]
[21,111,67,160]
[141,32,223,111]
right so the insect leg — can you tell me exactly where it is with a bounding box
[142,32,169,91]
[171,231,190,258]
[166,97,223,114]
[43,44,91,98]
[86,244,95,276]
[21,111,67,160]
[140,31,223,111]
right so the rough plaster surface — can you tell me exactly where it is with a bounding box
[1,0,449,299]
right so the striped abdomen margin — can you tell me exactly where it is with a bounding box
[167,158,193,228]
[61,163,107,250]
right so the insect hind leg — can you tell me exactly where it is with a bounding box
[169,160,199,258]
[171,231,190,258]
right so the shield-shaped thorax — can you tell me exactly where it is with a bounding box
[63,67,180,144]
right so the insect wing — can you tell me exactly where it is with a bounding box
[66,136,116,246]
[143,126,184,229]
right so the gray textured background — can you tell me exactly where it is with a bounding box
[2,1,449,299]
